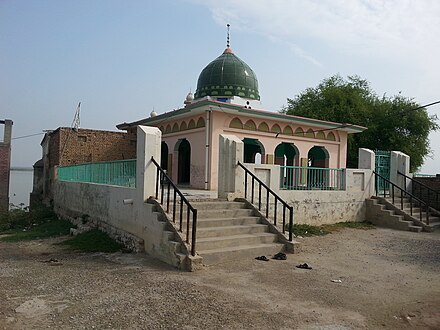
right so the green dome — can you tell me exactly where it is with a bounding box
[194,48,260,101]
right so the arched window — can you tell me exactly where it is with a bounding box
[283,125,293,135]
[327,132,336,141]
[229,117,243,129]
[258,122,269,132]
[305,129,315,138]
[188,119,196,129]
[271,124,281,133]
[244,120,257,131]
[196,117,205,128]
[294,127,304,136]
[316,131,326,139]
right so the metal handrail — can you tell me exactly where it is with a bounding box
[237,161,294,241]
[151,157,198,256]
[374,171,430,225]
[398,171,439,210]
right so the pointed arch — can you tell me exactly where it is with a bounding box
[305,128,315,138]
[294,127,304,136]
[172,123,179,133]
[244,119,257,131]
[283,125,293,135]
[316,131,326,139]
[258,122,269,132]
[180,121,187,131]
[271,124,281,133]
[229,117,243,129]
[165,124,172,134]
[196,117,205,128]
[188,119,196,129]
[326,132,336,141]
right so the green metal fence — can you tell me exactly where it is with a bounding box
[58,159,136,187]
[280,166,345,191]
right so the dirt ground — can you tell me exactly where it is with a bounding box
[1,227,439,330]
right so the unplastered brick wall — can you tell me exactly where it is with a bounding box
[52,127,136,166]
[0,144,11,212]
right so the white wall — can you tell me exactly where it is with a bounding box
[52,126,187,268]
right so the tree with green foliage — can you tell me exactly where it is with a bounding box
[282,75,439,171]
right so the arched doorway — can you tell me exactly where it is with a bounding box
[275,143,299,188]
[307,146,330,188]
[243,138,265,164]
[177,139,191,184]
[274,142,298,166]
[308,146,329,168]
[161,142,168,172]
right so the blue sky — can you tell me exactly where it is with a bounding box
[1,0,440,173]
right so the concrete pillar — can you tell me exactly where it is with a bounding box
[136,126,161,202]
[390,151,410,194]
[218,134,244,199]
[358,148,375,170]
[0,120,13,212]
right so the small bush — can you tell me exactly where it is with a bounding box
[1,218,73,242]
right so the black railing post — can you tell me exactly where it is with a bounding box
[288,207,293,241]
[244,172,248,199]
[258,182,262,210]
[155,167,159,199]
[251,177,255,204]
[173,189,177,222]
[266,190,269,218]
[191,209,198,256]
[179,199,183,231]
[282,205,286,234]
[167,181,171,213]
[274,199,277,226]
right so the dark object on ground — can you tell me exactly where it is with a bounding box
[255,256,269,261]
[272,252,287,260]
[296,263,312,270]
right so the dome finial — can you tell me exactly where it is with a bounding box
[226,23,230,48]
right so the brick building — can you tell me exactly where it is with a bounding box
[32,127,136,204]
[0,120,13,213]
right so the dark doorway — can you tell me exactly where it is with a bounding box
[243,138,265,164]
[177,139,191,184]
[161,142,168,171]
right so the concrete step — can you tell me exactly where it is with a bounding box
[196,233,278,251]
[199,243,285,265]
[179,216,262,228]
[196,224,268,238]
[408,225,423,232]
[189,201,246,210]
[171,208,255,219]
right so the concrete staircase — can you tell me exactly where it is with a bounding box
[366,196,440,232]
[169,199,293,265]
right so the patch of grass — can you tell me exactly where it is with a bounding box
[292,224,330,237]
[323,221,375,231]
[62,229,125,253]
[291,221,375,237]
[0,206,58,232]
[1,218,73,242]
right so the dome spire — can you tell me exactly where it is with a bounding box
[226,23,230,48]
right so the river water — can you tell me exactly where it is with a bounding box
[9,169,33,209]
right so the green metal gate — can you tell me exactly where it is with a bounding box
[375,150,391,192]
